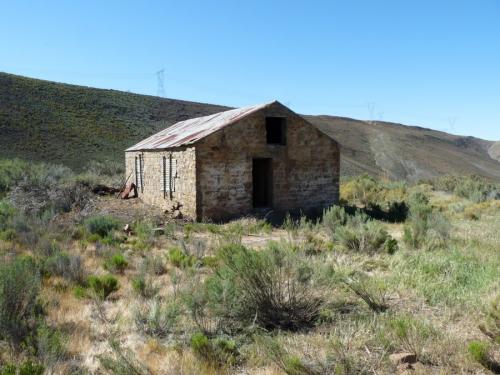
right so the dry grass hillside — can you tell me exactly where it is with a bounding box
[1,72,499,180]
[308,115,500,181]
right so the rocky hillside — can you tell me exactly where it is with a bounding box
[1,72,499,180]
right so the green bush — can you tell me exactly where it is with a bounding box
[168,247,195,268]
[334,213,397,254]
[134,299,179,338]
[341,174,408,207]
[403,192,450,250]
[384,315,437,360]
[0,200,15,231]
[36,324,66,370]
[131,272,159,299]
[84,215,120,238]
[87,275,119,299]
[190,332,239,367]
[203,243,323,331]
[468,340,500,372]
[44,253,86,285]
[141,255,166,276]
[479,296,500,344]
[433,175,499,202]
[104,253,128,274]
[0,361,44,375]
[322,205,348,237]
[344,273,389,312]
[0,257,41,345]
[98,338,150,375]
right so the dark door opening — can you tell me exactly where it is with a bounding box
[252,158,272,208]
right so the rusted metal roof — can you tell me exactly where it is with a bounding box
[126,101,276,151]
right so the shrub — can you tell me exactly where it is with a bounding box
[84,215,120,238]
[384,315,437,360]
[204,243,323,331]
[36,324,66,370]
[479,295,500,343]
[0,200,15,232]
[134,299,180,338]
[433,175,499,203]
[0,158,31,194]
[341,175,407,207]
[98,338,151,375]
[131,272,159,299]
[87,275,119,299]
[344,274,389,312]
[403,192,450,250]
[104,253,128,274]
[0,361,45,375]
[168,247,195,268]
[190,332,239,367]
[322,205,348,237]
[468,340,500,373]
[141,255,166,276]
[6,162,91,217]
[0,257,41,345]
[44,253,86,285]
[334,213,397,254]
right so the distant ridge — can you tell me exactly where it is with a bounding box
[1,72,499,180]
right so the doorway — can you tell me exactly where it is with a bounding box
[252,158,272,208]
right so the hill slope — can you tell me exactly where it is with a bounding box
[1,72,499,180]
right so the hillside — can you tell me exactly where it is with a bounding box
[1,72,499,180]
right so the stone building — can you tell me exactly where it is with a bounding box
[125,101,340,221]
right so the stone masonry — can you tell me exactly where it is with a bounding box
[125,101,339,221]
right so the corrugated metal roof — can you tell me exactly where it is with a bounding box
[126,101,276,151]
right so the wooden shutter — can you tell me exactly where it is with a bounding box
[161,155,177,197]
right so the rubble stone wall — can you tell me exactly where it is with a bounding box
[125,147,197,219]
[195,102,340,221]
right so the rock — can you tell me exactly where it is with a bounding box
[123,224,132,235]
[389,352,417,366]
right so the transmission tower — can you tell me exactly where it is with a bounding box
[156,69,165,97]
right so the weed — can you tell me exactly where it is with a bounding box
[479,295,500,343]
[334,213,397,254]
[190,332,239,368]
[104,253,128,274]
[87,275,119,299]
[344,274,389,312]
[131,273,159,299]
[36,324,66,370]
[204,243,323,331]
[84,215,120,238]
[168,247,196,268]
[468,340,500,373]
[141,255,166,276]
[134,299,180,338]
[384,314,437,360]
[0,257,41,345]
[44,253,86,285]
[98,338,151,375]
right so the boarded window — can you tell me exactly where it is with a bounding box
[135,155,144,192]
[161,155,177,196]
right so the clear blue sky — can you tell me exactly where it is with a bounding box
[1,0,499,140]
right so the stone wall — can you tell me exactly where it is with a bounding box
[125,147,197,219]
[195,102,340,221]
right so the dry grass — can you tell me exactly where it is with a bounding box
[1,190,499,374]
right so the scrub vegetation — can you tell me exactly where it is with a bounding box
[0,161,499,374]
